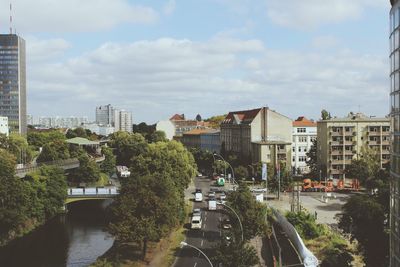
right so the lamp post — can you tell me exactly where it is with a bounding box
[213,153,236,185]
[217,202,244,243]
[180,242,214,267]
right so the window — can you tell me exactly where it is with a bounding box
[299,156,307,162]
[310,136,317,142]
[299,136,307,142]
[297,128,306,133]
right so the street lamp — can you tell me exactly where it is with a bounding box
[217,202,244,243]
[213,153,236,185]
[180,241,214,267]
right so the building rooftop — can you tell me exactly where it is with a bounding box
[222,108,262,124]
[66,137,100,146]
[170,114,185,121]
[293,116,316,127]
[319,112,389,123]
[183,128,219,135]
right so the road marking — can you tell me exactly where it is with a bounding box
[220,230,222,237]
[204,223,207,229]
[201,240,204,247]
[194,262,197,267]
[204,217,207,222]
[203,232,205,237]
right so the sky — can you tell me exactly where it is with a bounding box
[0,0,392,123]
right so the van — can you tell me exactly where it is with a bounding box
[191,215,202,229]
[195,192,203,202]
[208,199,217,210]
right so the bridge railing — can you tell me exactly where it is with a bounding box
[67,187,119,197]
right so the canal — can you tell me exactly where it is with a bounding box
[0,200,114,267]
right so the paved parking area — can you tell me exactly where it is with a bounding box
[267,191,351,226]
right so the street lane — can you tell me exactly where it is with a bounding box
[174,176,224,267]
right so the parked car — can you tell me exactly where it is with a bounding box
[222,218,232,229]
[208,192,216,198]
[193,208,201,216]
[195,192,203,202]
[219,192,226,200]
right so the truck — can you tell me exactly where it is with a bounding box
[195,192,203,202]
[208,199,217,210]
[302,179,334,192]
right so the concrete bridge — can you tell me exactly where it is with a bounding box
[15,156,105,178]
[65,186,119,204]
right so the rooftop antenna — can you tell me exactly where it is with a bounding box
[9,2,12,34]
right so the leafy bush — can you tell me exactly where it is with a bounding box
[286,211,326,239]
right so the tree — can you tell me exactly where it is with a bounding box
[27,130,66,150]
[234,165,249,180]
[213,241,259,267]
[68,154,101,184]
[286,211,325,239]
[204,115,226,129]
[226,184,267,241]
[321,109,331,120]
[109,173,181,258]
[0,133,34,164]
[109,132,148,166]
[130,141,196,191]
[0,149,31,239]
[306,139,318,177]
[320,242,353,267]
[146,130,167,143]
[338,195,389,266]
[37,140,70,163]
[195,114,202,121]
[66,127,88,139]
[100,147,116,176]
[190,148,213,175]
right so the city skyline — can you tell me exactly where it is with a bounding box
[0,0,391,123]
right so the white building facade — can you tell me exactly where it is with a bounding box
[292,117,317,174]
[0,116,9,136]
[114,110,133,133]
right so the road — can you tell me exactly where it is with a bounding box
[174,176,225,267]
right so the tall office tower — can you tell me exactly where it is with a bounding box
[114,109,133,133]
[95,104,114,125]
[390,1,400,266]
[0,34,27,135]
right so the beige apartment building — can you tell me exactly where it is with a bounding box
[317,112,390,180]
[220,107,292,169]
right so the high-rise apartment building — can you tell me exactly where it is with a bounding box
[317,112,390,180]
[96,104,114,125]
[390,1,400,265]
[114,109,133,133]
[292,117,317,174]
[0,34,26,135]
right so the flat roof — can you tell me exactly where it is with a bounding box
[66,137,100,146]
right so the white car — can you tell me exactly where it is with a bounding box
[219,193,226,200]
[195,192,203,202]
[193,208,201,217]
[209,192,216,198]
[191,215,202,229]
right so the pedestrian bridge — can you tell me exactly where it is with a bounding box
[65,186,119,204]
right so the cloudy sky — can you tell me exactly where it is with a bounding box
[0,0,391,123]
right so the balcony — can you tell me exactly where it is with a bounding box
[331,131,343,136]
[344,141,354,145]
[330,159,344,165]
[344,150,355,155]
[331,169,344,175]
[368,131,381,136]
[368,140,380,145]
[344,131,355,136]
[382,149,391,154]
[330,150,343,156]
[382,140,390,145]
[330,141,342,146]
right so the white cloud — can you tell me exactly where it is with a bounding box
[0,0,158,33]
[265,0,388,30]
[27,37,389,122]
[26,37,70,62]
[311,35,340,49]
[163,0,176,16]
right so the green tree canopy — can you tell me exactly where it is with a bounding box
[27,130,66,150]
[109,173,182,258]
[100,146,116,176]
[213,241,259,267]
[338,195,388,266]
[109,132,148,166]
[0,134,34,164]
[146,130,167,143]
[68,154,101,184]
[234,165,249,180]
[37,140,70,163]
[226,184,267,241]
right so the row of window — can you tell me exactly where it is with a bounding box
[292,156,307,162]
[292,146,308,153]
[293,136,316,142]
